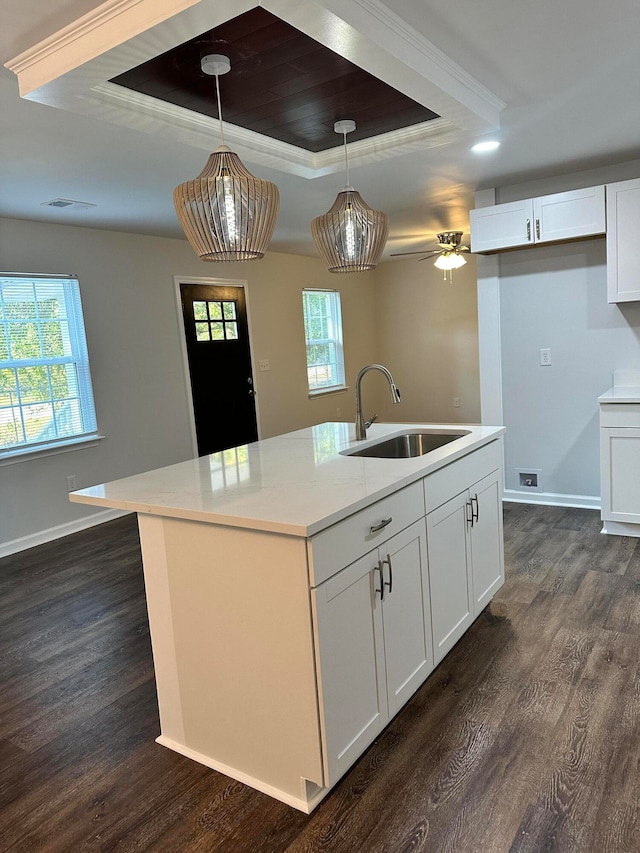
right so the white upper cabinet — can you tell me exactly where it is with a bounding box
[470,198,534,252]
[607,178,640,303]
[470,185,605,254]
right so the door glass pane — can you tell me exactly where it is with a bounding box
[225,322,238,340]
[210,322,224,340]
[208,302,223,320]
[193,301,207,320]
[223,301,236,320]
[195,322,210,341]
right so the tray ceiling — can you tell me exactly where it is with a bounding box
[110,7,439,153]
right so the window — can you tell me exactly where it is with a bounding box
[0,274,99,460]
[193,299,238,341]
[302,289,345,393]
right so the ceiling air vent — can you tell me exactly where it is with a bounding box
[41,198,97,210]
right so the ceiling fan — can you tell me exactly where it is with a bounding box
[390,231,470,281]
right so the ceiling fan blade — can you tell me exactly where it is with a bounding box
[390,249,438,256]
[417,252,441,261]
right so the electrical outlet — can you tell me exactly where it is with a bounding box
[453,397,460,408]
[66,474,77,492]
[539,348,552,366]
[258,359,270,372]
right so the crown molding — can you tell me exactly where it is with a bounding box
[87,82,459,177]
[4,0,208,95]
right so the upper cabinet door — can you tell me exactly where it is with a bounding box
[607,178,640,303]
[534,186,605,244]
[470,199,534,253]
[470,185,606,254]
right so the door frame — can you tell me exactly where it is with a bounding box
[173,275,261,457]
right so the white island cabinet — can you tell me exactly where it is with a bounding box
[71,421,505,813]
[600,374,640,535]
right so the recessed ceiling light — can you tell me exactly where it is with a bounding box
[471,140,500,153]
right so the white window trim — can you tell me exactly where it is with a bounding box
[308,385,350,399]
[0,433,105,467]
[0,273,100,461]
[302,288,346,393]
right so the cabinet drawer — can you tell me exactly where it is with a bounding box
[308,482,424,587]
[424,439,503,512]
[600,404,640,427]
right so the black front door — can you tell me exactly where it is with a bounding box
[180,282,258,456]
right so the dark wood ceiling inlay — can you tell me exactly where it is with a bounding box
[110,7,439,152]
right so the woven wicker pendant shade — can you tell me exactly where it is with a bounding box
[311,188,389,273]
[174,145,279,261]
[173,54,279,262]
[311,120,388,273]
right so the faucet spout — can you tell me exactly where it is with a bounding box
[355,364,401,440]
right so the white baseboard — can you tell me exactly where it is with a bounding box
[601,519,640,538]
[503,489,600,511]
[0,508,132,559]
[156,735,329,814]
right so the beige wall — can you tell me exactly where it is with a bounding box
[0,216,478,550]
[373,255,481,424]
[229,254,378,439]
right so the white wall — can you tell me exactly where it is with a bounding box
[480,158,640,505]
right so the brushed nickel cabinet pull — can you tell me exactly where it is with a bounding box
[370,517,392,534]
[527,219,531,241]
[471,494,479,523]
[536,218,541,240]
[466,501,474,526]
[375,560,385,601]
[383,554,393,594]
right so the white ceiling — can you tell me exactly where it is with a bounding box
[1,0,639,258]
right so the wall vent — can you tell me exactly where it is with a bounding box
[41,198,97,210]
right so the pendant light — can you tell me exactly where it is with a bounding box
[311,120,388,273]
[173,55,280,262]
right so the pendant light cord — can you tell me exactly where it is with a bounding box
[343,131,350,186]
[215,72,226,147]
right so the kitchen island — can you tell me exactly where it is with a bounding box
[71,421,505,812]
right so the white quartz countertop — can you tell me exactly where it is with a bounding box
[599,386,640,403]
[70,422,505,537]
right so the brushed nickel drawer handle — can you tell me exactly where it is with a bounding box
[370,517,392,534]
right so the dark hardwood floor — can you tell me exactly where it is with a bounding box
[1,504,639,852]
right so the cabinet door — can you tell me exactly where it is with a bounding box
[468,469,505,615]
[312,551,388,786]
[607,179,640,303]
[426,491,473,664]
[470,199,534,253]
[380,520,433,717]
[600,427,640,523]
[534,186,605,244]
